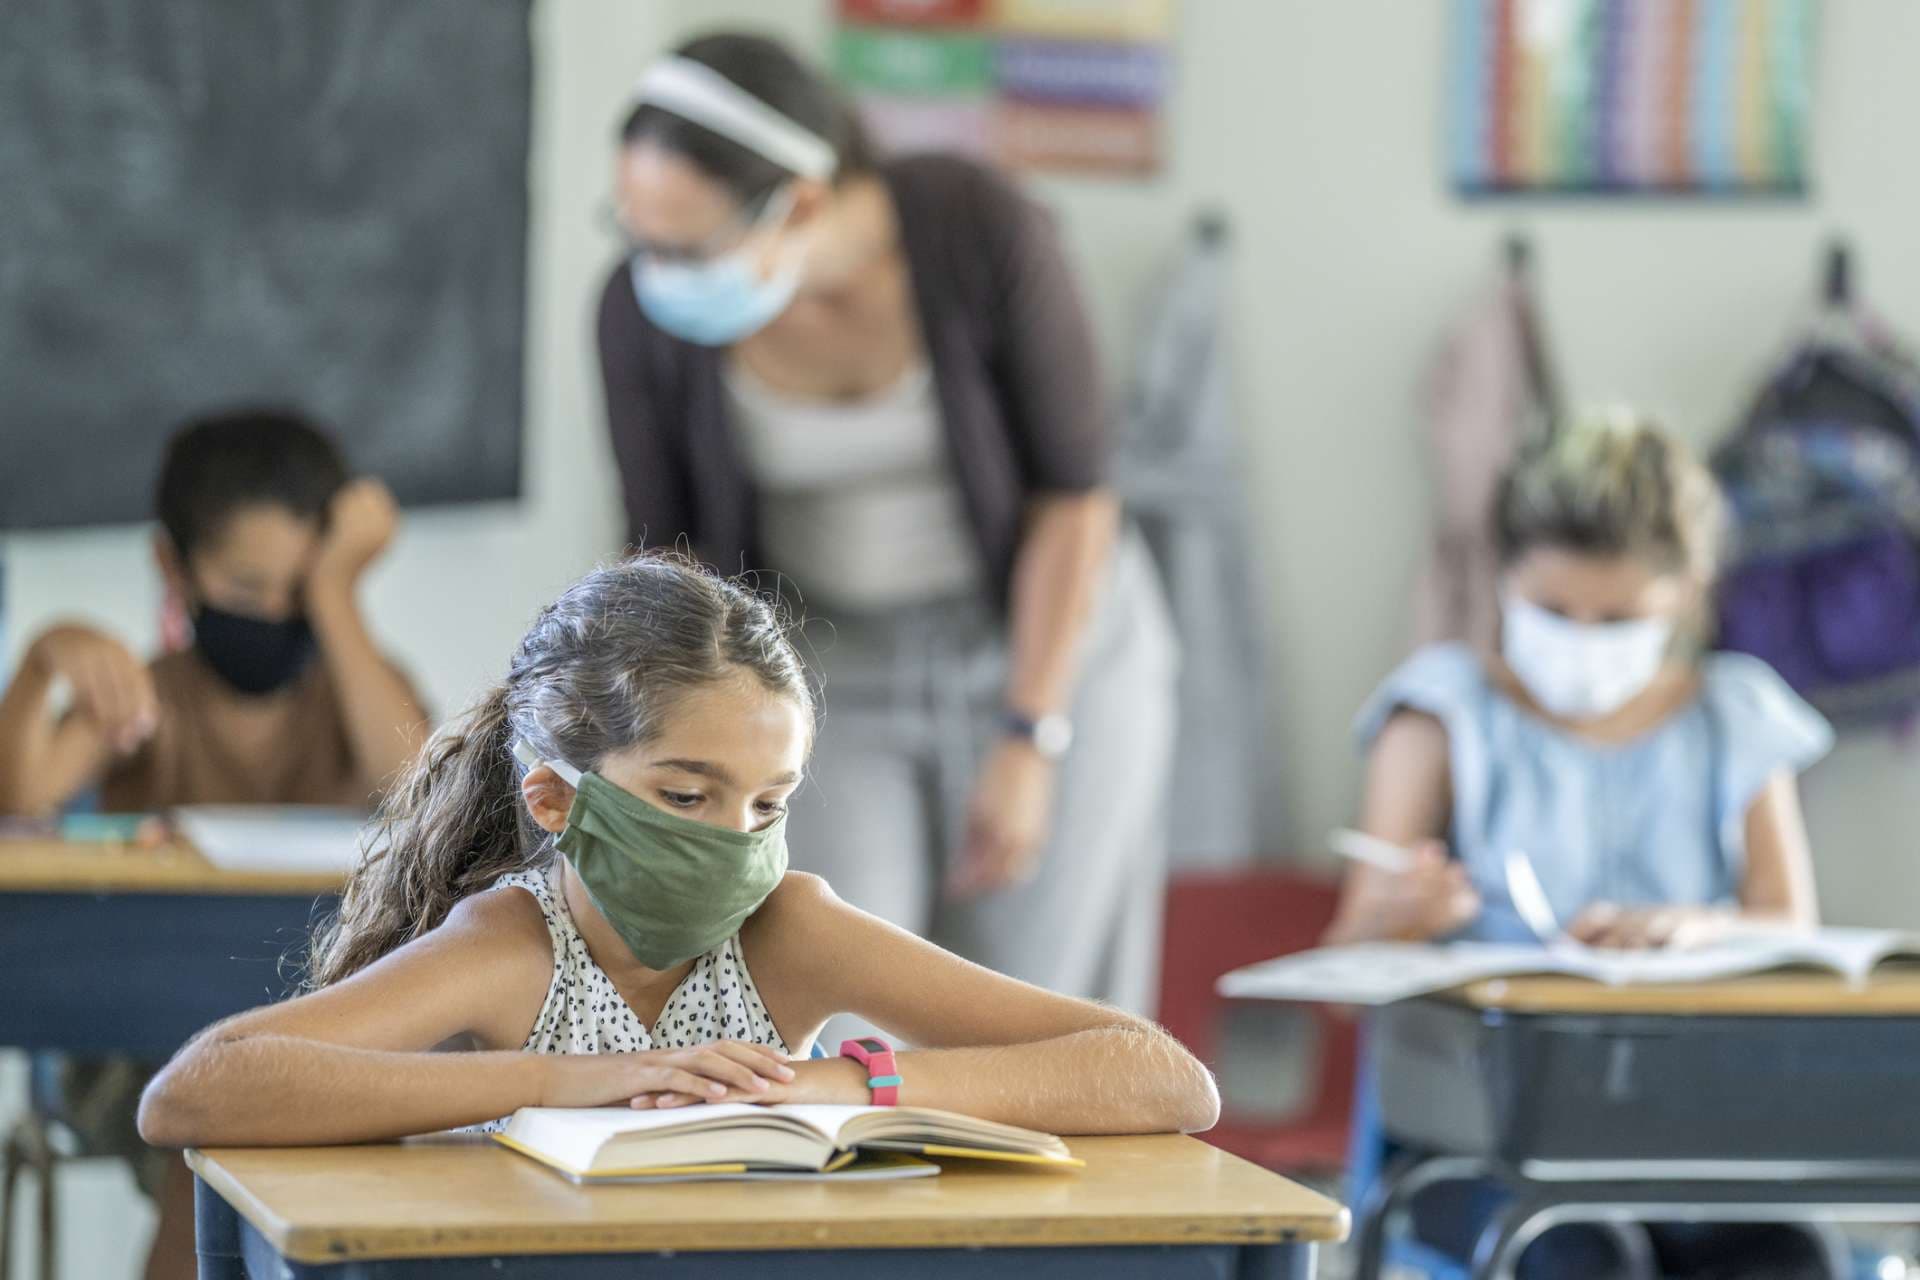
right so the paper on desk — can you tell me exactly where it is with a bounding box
[173,806,371,874]
[1219,930,1920,1006]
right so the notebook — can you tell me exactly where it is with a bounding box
[493,1102,1082,1183]
[1219,927,1920,1007]
[172,805,370,874]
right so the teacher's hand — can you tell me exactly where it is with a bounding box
[947,740,1057,898]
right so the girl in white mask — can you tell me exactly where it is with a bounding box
[1327,411,1837,1279]
[1328,409,1831,952]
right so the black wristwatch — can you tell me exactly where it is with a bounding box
[1002,709,1074,760]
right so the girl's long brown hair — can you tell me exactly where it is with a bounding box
[306,552,813,988]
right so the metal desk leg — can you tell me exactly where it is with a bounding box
[194,1174,245,1280]
[1469,1198,1658,1280]
[1352,1154,1495,1280]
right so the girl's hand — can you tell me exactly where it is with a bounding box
[637,1055,869,1111]
[541,1042,795,1109]
[1330,840,1481,943]
[1569,903,1730,950]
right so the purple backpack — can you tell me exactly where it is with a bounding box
[1714,339,1920,723]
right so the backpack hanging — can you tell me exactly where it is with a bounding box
[1714,257,1920,724]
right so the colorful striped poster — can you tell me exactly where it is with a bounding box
[1449,0,1814,195]
[834,0,1172,176]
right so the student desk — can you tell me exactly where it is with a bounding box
[1354,972,1920,1280]
[189,1133,1350,1278]
[0,839,341,1059]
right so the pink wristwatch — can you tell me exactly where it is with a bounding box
[839,1036,901,1106]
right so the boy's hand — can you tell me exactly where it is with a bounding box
[30,625,157,754]
[310,479,398,592]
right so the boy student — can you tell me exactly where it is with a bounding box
[0,406,427,815]
[0,406,428,1280]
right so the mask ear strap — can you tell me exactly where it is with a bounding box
[512,738,582,789]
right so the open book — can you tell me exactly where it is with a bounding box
[1219,927,1920,1008]
[494,1103,1082,1184]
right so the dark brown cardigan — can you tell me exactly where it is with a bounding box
[595,152,1109,607]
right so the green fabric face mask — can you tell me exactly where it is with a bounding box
[513,739,788,970]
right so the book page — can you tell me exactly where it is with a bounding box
[1218,942,1585,1006]
[1221,929,1920,1007]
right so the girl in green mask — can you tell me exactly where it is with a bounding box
[137,553,1219,1145]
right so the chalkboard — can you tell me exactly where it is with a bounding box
[0,0,532,530]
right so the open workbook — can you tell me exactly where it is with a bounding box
[1219,927,1920,1007]
[494,1103,1082,1184]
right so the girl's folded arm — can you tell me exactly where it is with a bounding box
[751,874,1221,1136]
[138,887,562,1147]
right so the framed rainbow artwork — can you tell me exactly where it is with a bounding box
[834,0,1172,177]
[1449,0,1816,196]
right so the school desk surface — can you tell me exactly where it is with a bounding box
[190,1134,1349,1279]
[0,839,341,1060]
[1352,975,1920,1280]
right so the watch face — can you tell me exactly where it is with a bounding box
[856,1038,887,1054]
[1034,714,1074,757]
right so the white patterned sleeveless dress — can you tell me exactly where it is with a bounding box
[472,865,790,1134]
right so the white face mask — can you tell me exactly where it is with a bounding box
[1500,594,1674,722]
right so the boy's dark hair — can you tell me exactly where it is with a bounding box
[156,408,349,558]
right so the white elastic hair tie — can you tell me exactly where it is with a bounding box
[630,56,838,181]
[512,737,581,788]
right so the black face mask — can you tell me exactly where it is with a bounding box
[192,604,316,696]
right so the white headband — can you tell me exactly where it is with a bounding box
[631,56,838,181]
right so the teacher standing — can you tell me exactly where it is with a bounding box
[596,34,1177,1013]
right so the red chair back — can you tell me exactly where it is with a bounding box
[1157,867,1356,1172]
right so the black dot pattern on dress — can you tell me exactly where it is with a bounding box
[470,867,789,1134]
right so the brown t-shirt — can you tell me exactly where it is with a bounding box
[101,650,401,812]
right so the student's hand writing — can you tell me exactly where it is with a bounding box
[1332,840,1481,943]
[1569,903,1729,950]
[638,1054,869,1111]
[29,624,158,755]
[947,740,1056,898]
[310,478,399,591]
[540,1041,795,1110]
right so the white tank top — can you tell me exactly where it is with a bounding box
[725,359,983,611]
[472,865,789,1133]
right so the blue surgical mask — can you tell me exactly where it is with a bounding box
[631,189,801,346]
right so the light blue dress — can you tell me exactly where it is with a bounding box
[1355,644,1834,943]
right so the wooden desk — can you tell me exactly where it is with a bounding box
[1457,968,1920,1016]
[0,839,342,1059]
[189,1134,1349,1278]
[0,838,344,896]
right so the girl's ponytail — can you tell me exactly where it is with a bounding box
[306,682,535,988]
